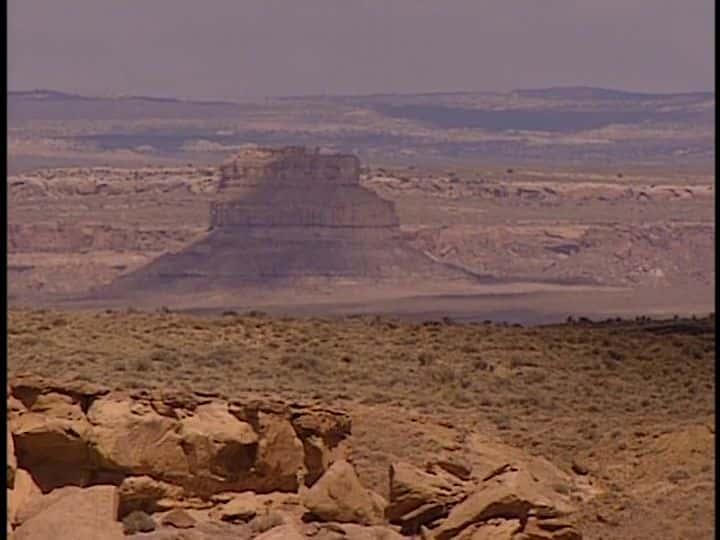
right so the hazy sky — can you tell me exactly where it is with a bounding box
[8,0,714,99]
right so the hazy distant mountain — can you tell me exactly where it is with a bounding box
[8,87,714,168]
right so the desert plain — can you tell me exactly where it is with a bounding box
[6,88,715,540]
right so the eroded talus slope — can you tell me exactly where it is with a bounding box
[7,375,592,540]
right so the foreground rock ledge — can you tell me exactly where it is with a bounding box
[7,375,351,497]
[7,376,590,539]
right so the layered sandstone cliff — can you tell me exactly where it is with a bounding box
[92,147,477,304]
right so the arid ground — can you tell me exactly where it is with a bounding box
[8,159,714,321]
[7,309,715,539]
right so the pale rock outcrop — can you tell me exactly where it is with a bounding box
[464,436,597,505]
[291,409,352,485]
[6,377,589,540]
[8,469,42,529]
[8,377,351,502]
[429,465,581,540]
[302,460,387,526]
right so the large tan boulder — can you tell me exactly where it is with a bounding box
[89,397,316,497]
[87,398,189,477]
[302,460,386,526]
[387,461,468,532]
[12,485,123,540]
[6,379,106,488]
[179,402,259,482]
[9,397,94,491]
[254,413,306,491]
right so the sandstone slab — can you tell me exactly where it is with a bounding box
[387,461,468,531]
[302,460,386,526]
[456,518,521,540]
[161,508,197,529]
[12,485,123,540]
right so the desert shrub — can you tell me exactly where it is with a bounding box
[113,360,127,372]
[50,317,67,327]
[131,358,151,372]
[470,356,486,370]
[122,510,156,534]
[418,352,434,366]
[428,366,456,385]
[149,349,174,364]
[524,371,547,384]
[667,469,690,484]
[282,354,320,371]
[204,347,236,366]
[510,357,538,369]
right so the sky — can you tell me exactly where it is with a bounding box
[7,0,714,100]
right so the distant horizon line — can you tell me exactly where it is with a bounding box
[8,85,715,105]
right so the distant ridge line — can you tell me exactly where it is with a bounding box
[511,86,713,100]
[8,86,714,104]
